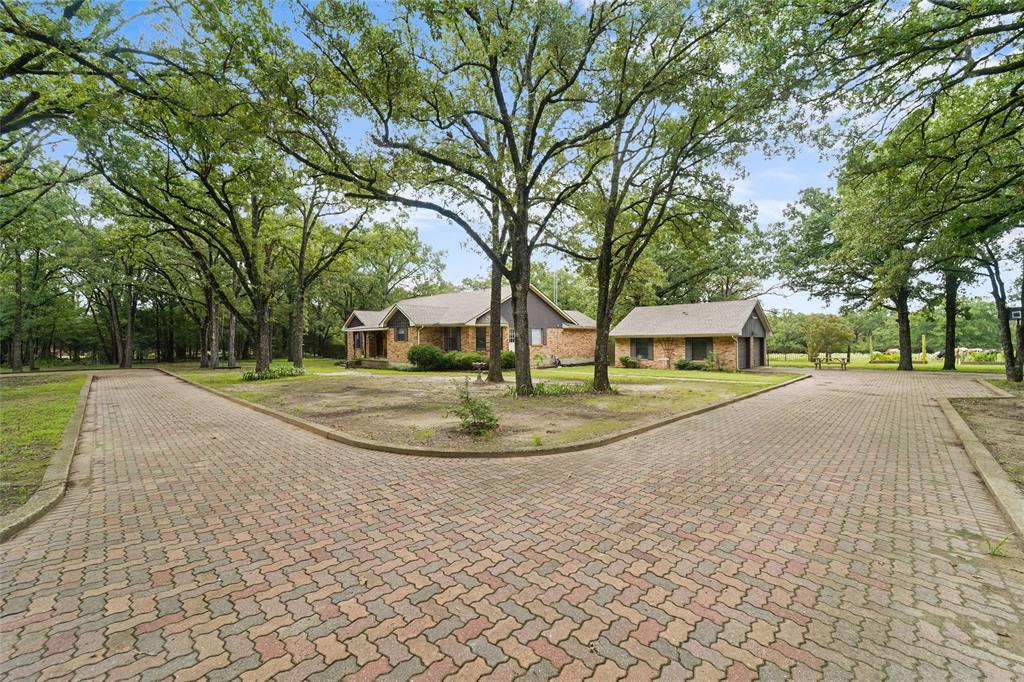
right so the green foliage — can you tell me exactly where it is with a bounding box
[705,350,726,372]
[407,344,446,369]
[446,380,498,436]
[500,351,515,370]
[966,351,1000,364]
[803,315,854,358]
[868,352,902,364]
[241,366,305,381]
[407,345,487,371]
[507,380,597,397]
[619,356,640,368]
[674,359,709,371]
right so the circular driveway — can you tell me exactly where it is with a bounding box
[2,369,1022,680]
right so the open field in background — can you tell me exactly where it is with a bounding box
[769,352,1007,373]
[174,363,798,451]
[0,373,87,515]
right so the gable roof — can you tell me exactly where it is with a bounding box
[343,285,577,331]
[562,310,597,328]
[610,300,771,337]
[342,309,388,331]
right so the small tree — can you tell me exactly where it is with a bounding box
[803,315,854,360]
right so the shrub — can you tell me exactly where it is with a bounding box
[500,350,515,369]
[705,349,726,371]
[446,379,498,436]
[868,352,901,364]
[446,351,487,371]
[620,355,640,368]
[967,350,999,363]
[506,380,597,397]
[408,344,447,369]
[241,365,305,381]
[674,359,708,371]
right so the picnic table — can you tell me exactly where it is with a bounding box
[812,355,848,370]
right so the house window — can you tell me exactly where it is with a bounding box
[476,327,487,351]
[353,331,363,349]
[530,328,544,346]
[443,327,461,351]
[395,325,408,342]
[689,338,709,361]
[632,338,653,360]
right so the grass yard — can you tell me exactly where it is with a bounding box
[0,373,87,515]
[769,352,1006,373]
[174,363,799,451]
[952,380,1024,496]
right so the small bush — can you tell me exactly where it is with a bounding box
[505,380,596,397]
[408,344,447,369]
[446,351,487,371]
[500,350,515,369]
[447,379,498,436]
[620,355,640,368]
[968,350,999,363]
[869,352,901,364]
[674,359,708,371]
[241,365,305,381]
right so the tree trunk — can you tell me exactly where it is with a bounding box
[228,310,237,367]
[10,251,23,372]
[894,287,913,371]
[120,285,136,368]
[592,241,615,392]
[943,271,958,371]
[255,296,272,372]
[509,236,533,395]
[292,289,305,369]
[107,292,123,367]
[487,260,504,382]
[208,292,220,369]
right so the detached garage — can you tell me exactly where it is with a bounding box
[610,299,771,370]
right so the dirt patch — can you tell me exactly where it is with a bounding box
[208,371,771,451]
[952,380,1024,496]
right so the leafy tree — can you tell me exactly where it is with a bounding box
[803,315,854,359]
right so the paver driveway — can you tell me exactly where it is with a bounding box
[2,370,1023,681]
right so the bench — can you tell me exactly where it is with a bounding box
[812,356,848,370]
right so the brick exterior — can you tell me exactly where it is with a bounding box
[349,324,594,366]
[614,336,739,370]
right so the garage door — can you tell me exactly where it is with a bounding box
[737,337,750,369]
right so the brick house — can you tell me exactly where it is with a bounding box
[343,286,597,367]
[610,300,771,370]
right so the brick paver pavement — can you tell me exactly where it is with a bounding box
[2,369,1023,680]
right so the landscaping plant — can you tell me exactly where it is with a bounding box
[620,356,640,368]
[241,366,305,381]
[446,379,499,436]
[674,359,709,371]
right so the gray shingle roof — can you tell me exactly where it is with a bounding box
[563,310,597,328]
[610,300,766,337]
[345,287,510,330]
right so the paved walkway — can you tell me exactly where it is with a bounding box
[2,370,1023,681]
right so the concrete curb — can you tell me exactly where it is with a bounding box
[156,367,811,459]
[978,378,1014,398]
[939,397,1024,541]
[0,374,94,542]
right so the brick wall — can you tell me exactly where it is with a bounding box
[611,336,740,370]
[713,336,737,370]
[552,328,597,364]
[613,337,685,369]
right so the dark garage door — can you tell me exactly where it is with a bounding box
[737,337,750,369]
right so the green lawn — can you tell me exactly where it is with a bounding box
[768,352,1006,373]
[0,373,87,515]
